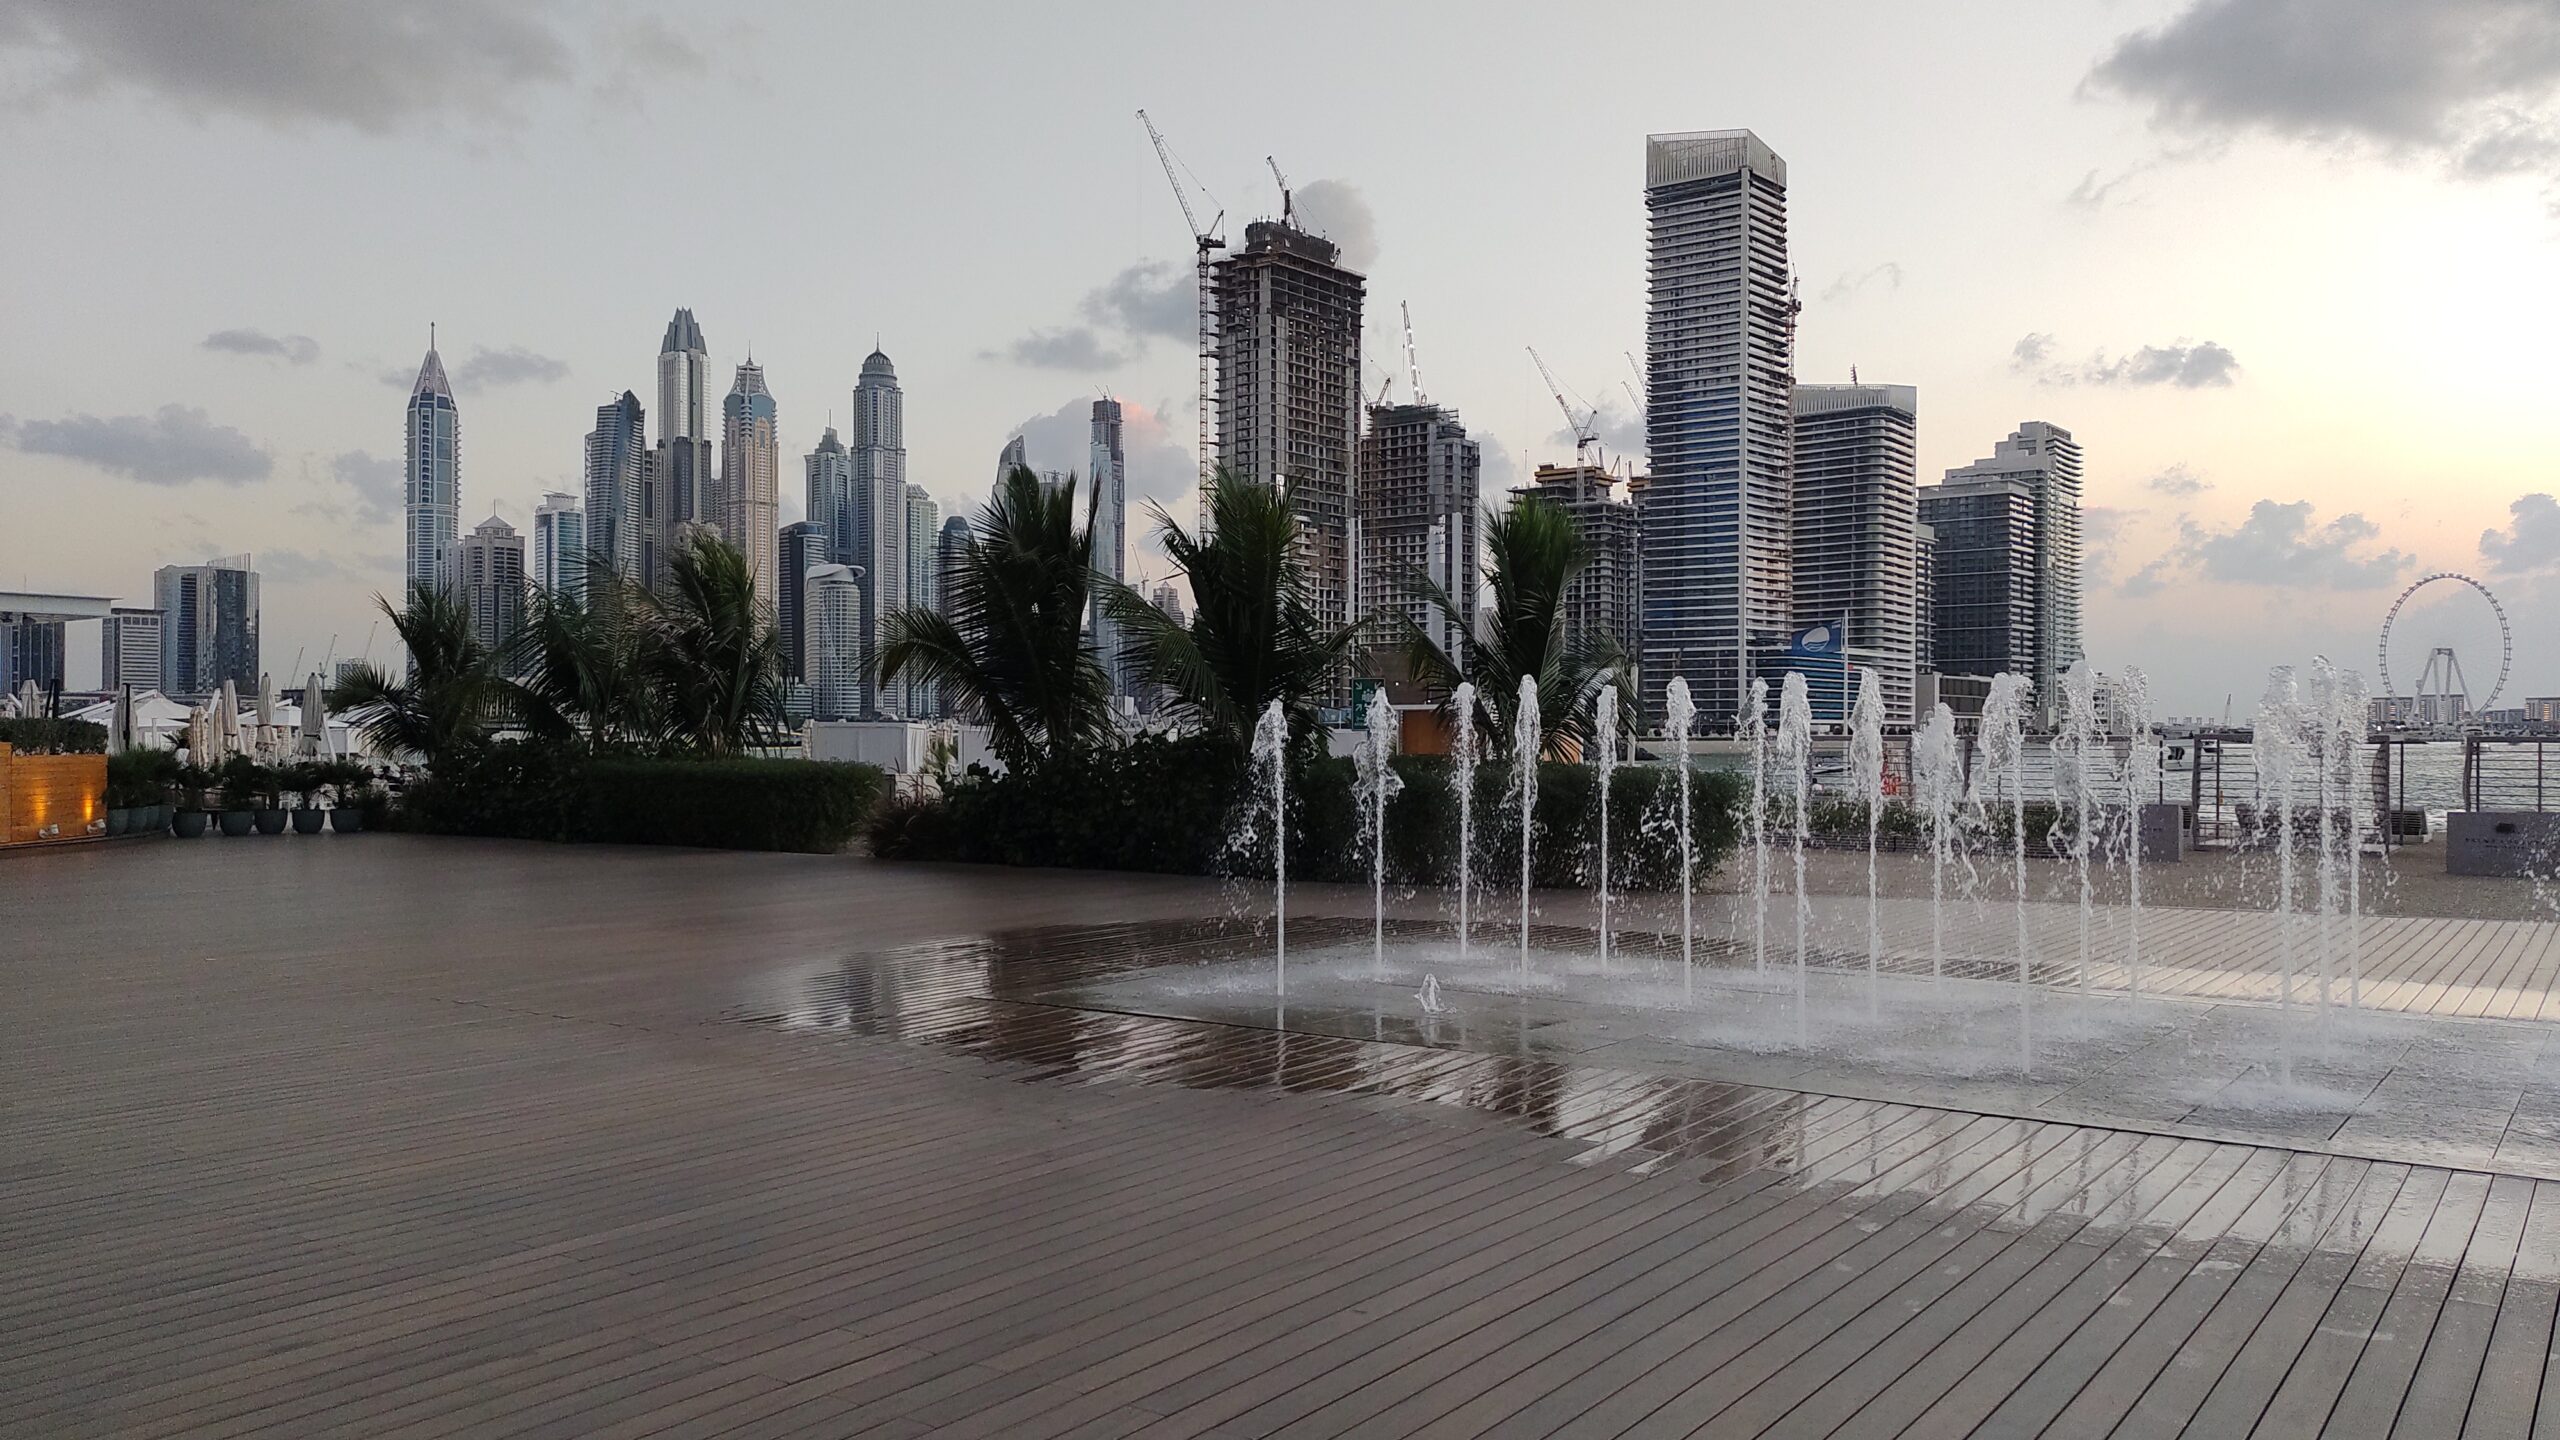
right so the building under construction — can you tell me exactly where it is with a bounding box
[1213,217,1365,674]
[1358,401,1481,661]
[1520,463,1644,666]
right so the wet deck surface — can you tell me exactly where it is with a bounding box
[9,836,2560,1437]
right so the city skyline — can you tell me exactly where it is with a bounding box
[3,2,2556,712]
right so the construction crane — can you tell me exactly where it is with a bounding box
[1138,110,1227,514]
[1400,302,1428,406]
[1266,155,1291,222]
[1528,346,1602,468]
[1622,352,1645,422]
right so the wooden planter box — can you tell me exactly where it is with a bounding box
[0,744,109,847]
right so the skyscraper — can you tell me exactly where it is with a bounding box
[647,308,714,589]
[101,608,163,692]
[777,520,823,682]
[1089,399,1128,692]
[1520,463,1642,664]
[584,392,646,581]
[1789,383,1920,726]
[849,349,908,714]
[1,618,66,695]
[1359,401,1481,659]
[936,513,970,611]
[1913,521,1936,676]
[1213,215,1364,675]
[404,336,459,597]
[903,485,940,715]
[721,359,780,610]
[532,492,586,602]
[995,435,1028,489]
[153,556,259,698]
[1642,129,1794,727]
[457,515,527,657]
[1917,477,2038,686]
[806,427,855,568]
[1927,422,2083,702]
[803,563,865,721]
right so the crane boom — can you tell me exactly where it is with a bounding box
[1400,301,1427,406]
[1266,155,1291,221]
[1527,346,1601,466]
[1136,109,1227,523]
[1138,109,1207,242]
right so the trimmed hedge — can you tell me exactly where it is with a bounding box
[0,717,106,754]
[399,742,885,853]
[870,731,1745,889]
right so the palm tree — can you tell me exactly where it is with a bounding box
[1396,493,1628,755]
[328,584,506,766]
[501,562,656,752]
[1103,471,1362,748]
[640,531,787,757]
[878,465,1110,771]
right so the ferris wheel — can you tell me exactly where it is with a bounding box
[2377,572,2512,723]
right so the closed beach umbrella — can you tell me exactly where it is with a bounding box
[108,685,133,756]
[217,680,243,756]
[300,672,329,757]
[186,704,209,762]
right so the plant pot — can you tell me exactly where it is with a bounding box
[253,809,289,836]
[291,809,327,835]
[151,804,173,832]
[173,810,210,838]
[107,808,132,836]
[219,811,256,837]
[330,807,365,834]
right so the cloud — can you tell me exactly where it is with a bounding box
[999,396,1197,553]
[0,0,587,133]
[330,449,402,525]
[202,327,317,364]
[2178,499,2412,588]
[1080,260,1195,341]
[1546,397,1646,462]
[259,547,392,585]
[452,345,567,391]
[2147,463,2211,496]
[2082,504,2140,583]
[1291,179,1379,272]
[2481,492,2560,573]
[1002,327,1135,371]
[2011,334,2242,388]
[1819,262,1904,301]
[2120,556,2174,598]
[4,404,269,484]
[2085,0,2560,205]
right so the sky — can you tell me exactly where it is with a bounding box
[2,0,2556,717]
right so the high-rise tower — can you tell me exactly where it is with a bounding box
[404,335,459,598]
[1924,421,2083,704]
[849,349,908,714]
[153,556,259,698]
[532,492,586,602]
[647,308,713,589]
[806,427,855,570]
[1089,399,1128,693]
[457,515,527,657]
[1789,383,1920,726]
[1212,217,1364,676]
[584,392,647,581]
[1358,401,1481,660]
[721,358,780,610]
[1642,130,1794,727]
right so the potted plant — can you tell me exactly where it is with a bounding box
[172,761,216,837]
[104,751,143,835]
[216,755,261,837]
[249,759,290,835]
[327,759,371,833]
[285,762,329,834]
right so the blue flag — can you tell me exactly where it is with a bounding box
[1788,622,1843,660]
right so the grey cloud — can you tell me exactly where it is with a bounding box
[453,345,568,391]
[1080,261,1195,341]
[331,449,402,525]
[0,0,578,133]
[2014,334,2241,388]
[259,547,386,585]
[1820,262,1904,301]
[2082,504,2140,582]
[2120,556,2174,597]
[1002,396,1196,541]
[2086,0,2560,201]
[1291,179,1378,272]
[2481,492,2560,573]
[2148,463,2211,496]
[2180,500,2411,588]
[1004,327,1136,371]
[203,327,318,364]
[1547,397,1646,462]
[5,404,270,485]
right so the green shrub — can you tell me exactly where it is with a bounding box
[397,741,885,853]
[105,748,180,807]
[873,736,1744,890]
[0,717,106,754]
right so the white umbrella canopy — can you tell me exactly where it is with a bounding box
[217,680,243,757]
[108,685,133,755]
[255,672,278,729]
[299,671,329,757]
[186,704,210,761]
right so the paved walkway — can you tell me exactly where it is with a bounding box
[8,836,2560,1436]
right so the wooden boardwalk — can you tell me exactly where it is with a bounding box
[8,836,2560,1436]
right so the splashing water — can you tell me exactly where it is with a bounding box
[1742,677,1771,977]
[1357,687,1403,980]
[1974,673,2034,988]
[2120,667,2157,1000]
[1848,665,1888,1017]
[1913,702,1962,985]
[1778,672,1815,1029]
[2328,665,2370,1007]
[2060,664,2103,994]
[2256,669,2303,1076]
[1417,974,1450,1015]
[1592,683,1618,972]
[1250,701,1290,998]
[1452,680,1478,961]
[2310,657,2346,1016]
[1666,677,1697,1004]
[1516,674,1541,982]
